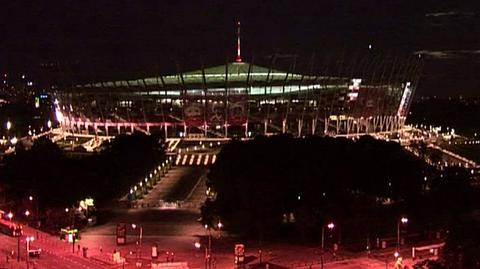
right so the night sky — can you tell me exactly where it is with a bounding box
[1,0,479,96]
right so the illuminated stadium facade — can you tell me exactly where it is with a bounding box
[55,24,421,138]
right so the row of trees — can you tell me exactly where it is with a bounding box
[202,135,480,260]
[0,132,165,229]
[203,135,427,242]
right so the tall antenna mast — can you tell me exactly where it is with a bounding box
[235,21,242,63]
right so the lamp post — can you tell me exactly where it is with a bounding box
[204,224,211,264]
[26,236,34,269]
[320,222,335,269]
[321,222,335,250]
[25,210,30,226]
[397,217,408,251]
[195,242,208,269]
[199,221,222,269]
[8,212,21,262]
[29,195,39,226]
[132,224,143,260]
[6,120,11,140]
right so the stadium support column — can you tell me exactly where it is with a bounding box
[201,63,208,138]
[336,117,340,135]
[346,118,351,135]
[282,119,286,134]
[324,117,329,135]
[164,124,168,139]
[400,116,406,130]
[387,116,393,133]
[312,118,316,135]
[245,120,248,138]
[264,120,268,135]
[298,119,303,137]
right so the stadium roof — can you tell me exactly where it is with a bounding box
[77,62,328,89]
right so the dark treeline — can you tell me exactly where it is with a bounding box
[202,135,479,251]
[203,135,425,243]
[0,132,165,213]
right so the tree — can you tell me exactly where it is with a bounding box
[443,217,480,269]
[203,135,426,242]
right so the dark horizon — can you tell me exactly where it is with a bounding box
[1,0,479,96]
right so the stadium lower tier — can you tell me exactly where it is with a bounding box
[56,88,409,138]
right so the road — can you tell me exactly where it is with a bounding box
[73,164,373,269]
[139,166,205,206]
[0,227,110,269]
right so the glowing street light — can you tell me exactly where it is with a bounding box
[6,121,11,131]
[131,224,143,260]
[26,236,35,266]
[397,217,409,251]
[25,210,30,217]
[194,242,209,269]
[47,120,52,129]
[7,212,13,221]
[29,196,33,201]
[321,222,335,250]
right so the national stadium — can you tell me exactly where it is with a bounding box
[54,23,421,139]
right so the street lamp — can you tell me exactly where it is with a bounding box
[132,224,143,260]
[397,217,408,251]
[7,212,13,221]
[6,121,12,142]
[25,210,30,218]
[321,222,335,250]
[194,242,209,269]
[26,236,34,268]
